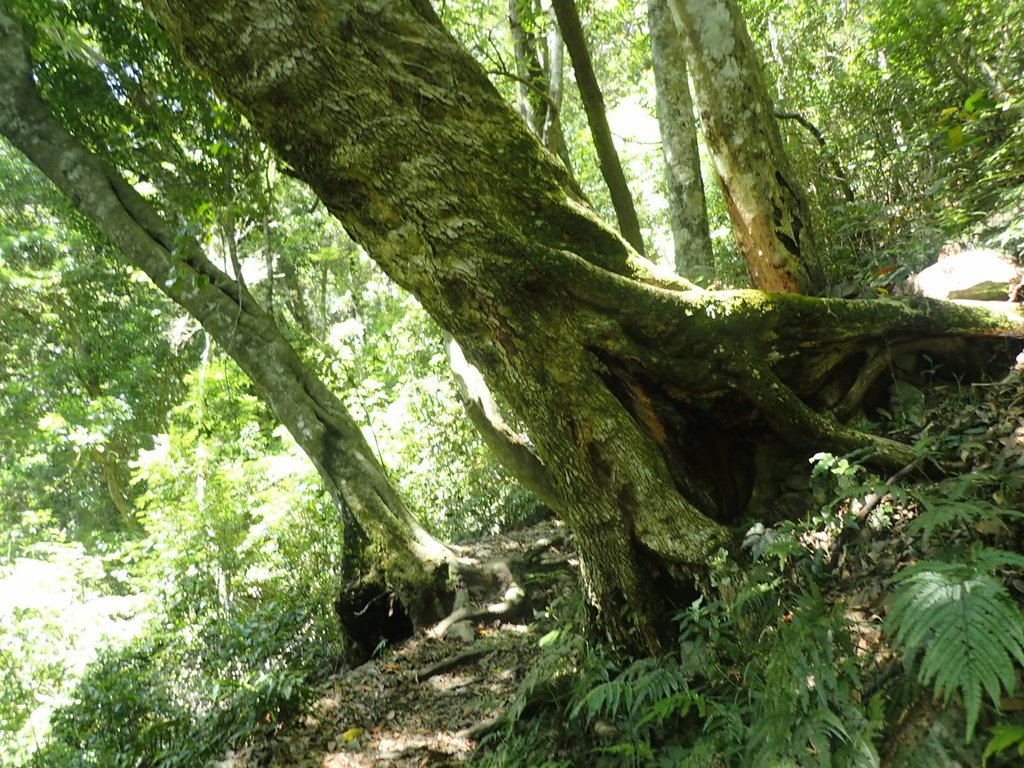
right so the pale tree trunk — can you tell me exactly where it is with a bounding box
[0,9,458,629]
[551,0,646,255]
[647,0,713,277]
[507,0,545,136]
[508,0,576,180]
[134,0,1024,653]
[538,0,574,178]
[667,0,823,293]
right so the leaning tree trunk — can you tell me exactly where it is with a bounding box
[0,9,458,630]
[551,0,646,256]
[126,0,1024,653]
[648,0,713,277]
[667,0,823,293]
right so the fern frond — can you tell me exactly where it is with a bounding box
[568,656,689,724]
[886,562,1024,741]
[570,677,627,723]
[908,496,1023,547]
[983,723,1024,765]
[968,545,1024,574]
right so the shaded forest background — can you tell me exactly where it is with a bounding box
[2,0,1024,765]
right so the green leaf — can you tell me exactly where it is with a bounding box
[964,88,998,114]
[983,724,1024,765]
[887,562,1024,741]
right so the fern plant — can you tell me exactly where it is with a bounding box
[885,548,1024,741]
[744,592,882,768]
[908,490,1024,547]
[983,723,1024,765]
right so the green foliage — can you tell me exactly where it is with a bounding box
[984,723,1024,765]
[0,541,150,766]
[488,528,884,767]
[0,145,189,541]
[908,493,1024,548]
[1,326,349,766]
[886,549,1024,741]
[742,0,1024,280]
[38,594,335,768]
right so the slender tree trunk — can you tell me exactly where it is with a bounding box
[0,9,458,628]
[667,0,823,293]
[647,0,713,277]
[551,0,646,255]
[263,160,275,317]
[508,0,575,179]
[508,0,545,136]
[538,0,575,177]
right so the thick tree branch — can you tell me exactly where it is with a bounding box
[444,334,559,507]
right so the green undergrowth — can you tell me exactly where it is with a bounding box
[477,395,1024,767]
[32,594,344,768]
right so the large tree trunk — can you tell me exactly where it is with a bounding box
[135,0,1024,653]
[551,0,646,256]
[667,0,823,293]
[0,8,458,630]
[648,0,713,276]
[0,0,1007,655]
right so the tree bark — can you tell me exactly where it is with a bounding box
[538,0,574,178]
[443,333,557,508]
[507,0,545,136]
[0,7,457,629]
[551,0,646,256]
[667,0,823,293]
[27,0,1024,653]
[647,0,713,277]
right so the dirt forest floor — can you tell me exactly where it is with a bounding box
[213,520,578,768]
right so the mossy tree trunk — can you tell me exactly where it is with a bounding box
[102,0,1024,652]
[0,7,458,630]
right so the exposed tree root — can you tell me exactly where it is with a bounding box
[457,714,505,742]
[430,562,528,639]
[836,338,969,420]
[412,644,492,683]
